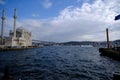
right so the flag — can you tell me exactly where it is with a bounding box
[115,14,120,20]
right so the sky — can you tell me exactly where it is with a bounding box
[0,0,120,42]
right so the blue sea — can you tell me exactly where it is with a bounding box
[0,46,120,80]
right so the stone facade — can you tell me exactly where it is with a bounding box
[7,27,32,47]
[0,9,32,47]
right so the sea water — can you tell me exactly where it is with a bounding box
[0,46,120,80]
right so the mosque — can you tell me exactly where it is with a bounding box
[0,9,32,48]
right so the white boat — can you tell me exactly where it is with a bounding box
[81,45,93,47]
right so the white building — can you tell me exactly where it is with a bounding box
[0,9,32,47]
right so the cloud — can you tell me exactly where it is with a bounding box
[76,0,81,3]
[0,0,6,5]
[32,14,40,17]
[4,0,120,42]
[42,0,52,9]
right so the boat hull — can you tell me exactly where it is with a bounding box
[99,48,120,60]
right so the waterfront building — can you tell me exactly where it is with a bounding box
[0,9,32,47]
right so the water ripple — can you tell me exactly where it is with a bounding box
[0,46,120,80]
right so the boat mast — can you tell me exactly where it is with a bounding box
[106,28,110,48]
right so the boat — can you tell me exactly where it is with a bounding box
[113,72,120,80]
[99,28,120,60]
[81,45,93,47]
[99,47,120,60]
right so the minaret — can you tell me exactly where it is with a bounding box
[1,9,5,44]
[13,8,17,38]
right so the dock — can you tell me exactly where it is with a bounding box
[0,46,41,51]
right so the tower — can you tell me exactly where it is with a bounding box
[13,8,17,38]
[1,9,5,45]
